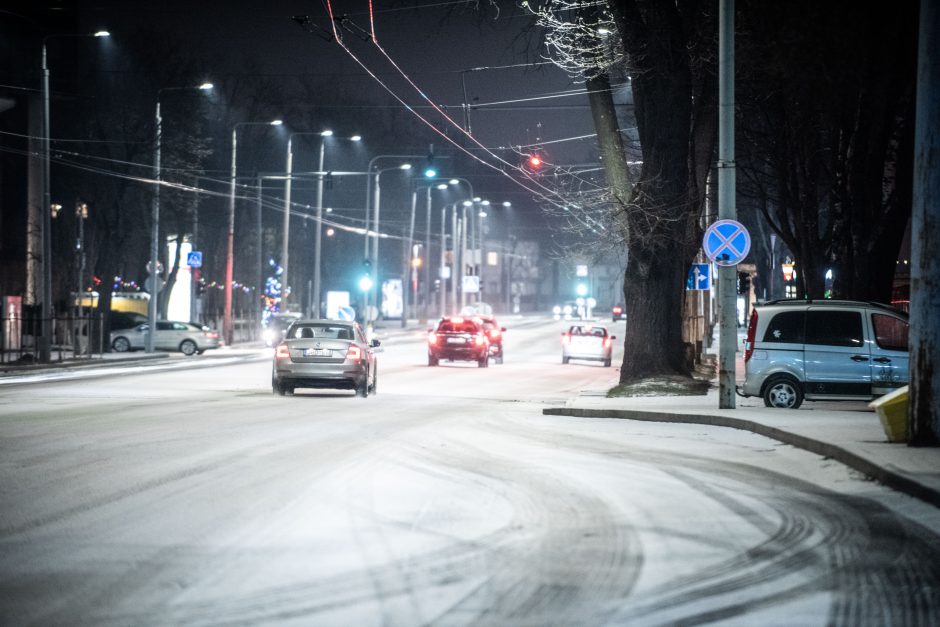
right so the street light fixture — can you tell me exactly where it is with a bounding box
[39,29,110,362]
[147,81,213,353]
[313,132,361,319]
[225,118,282,346]
[282,129,351,313]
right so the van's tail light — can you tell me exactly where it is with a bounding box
[562,334,571,345]
[603,337,612,349]
[744,309,758,362]
[428,333,438,346]
[275,343,290,359]
[474,334,486,346]
[346,344,362,361]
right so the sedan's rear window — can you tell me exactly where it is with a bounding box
[438,321,479,333]
[289,325,353,340]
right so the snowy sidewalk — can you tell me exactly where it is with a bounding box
[544,390,940,510]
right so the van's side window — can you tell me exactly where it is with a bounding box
[872,314,908,351]
[805,311,863,347]
[762,311,805,343]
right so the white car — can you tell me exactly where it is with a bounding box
[111,320,221,356]
[561,324,614,367]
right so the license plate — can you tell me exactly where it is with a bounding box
[447,337,465,344]
[304,348,330,356]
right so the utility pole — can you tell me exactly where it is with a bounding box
[910,0,940,445]
[717,0,737,409]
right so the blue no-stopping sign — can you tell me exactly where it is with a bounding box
[703,220,751,266]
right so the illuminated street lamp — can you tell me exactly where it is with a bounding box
[147,82,213,353]
[225,119,282,346]
[39,29,109,362]
[314,132,361,318]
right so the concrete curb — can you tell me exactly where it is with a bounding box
[0,353,170,375]
[543,406,940,510]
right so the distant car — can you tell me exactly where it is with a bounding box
[552,300,583,321]
[476,314,506,364]
[740,299,909,409]
[262,312,302,347]
[272,319,379,397]
[611,304,627,321]
[561,324,615,367]
[110,320,221,356]
[428,316,490,367]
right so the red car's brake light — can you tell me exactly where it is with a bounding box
[488,328,501,339]
[275,343,289,358]
[428,333,438,345]
[744,309,758,362]
[474,333,486,346]
[346,344,362,361]
[612,305,623,315]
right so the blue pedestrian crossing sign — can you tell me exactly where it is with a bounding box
[702,219,751,266]
[686,263,711,290]
[186,251,203,268]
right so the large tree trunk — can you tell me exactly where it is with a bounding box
[608,0,714,382]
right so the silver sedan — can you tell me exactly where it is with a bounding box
[272,319,379,397]
[110,320,221,356]
[561,324,615,367]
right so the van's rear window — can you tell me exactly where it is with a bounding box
[762,311,805,343]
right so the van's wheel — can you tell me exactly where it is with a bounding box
[763,375,804,409]
[180,340,197,356]
[562,356,569,364]
[112,337,130,352]
[604,357,612,367]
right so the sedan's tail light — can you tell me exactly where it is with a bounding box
[428,333,438,345]
[562,334,571,344]
[346,344,362,361]
[275,343,290,358]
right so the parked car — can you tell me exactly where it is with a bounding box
[611,304,627,321]
[110,311,148,330]
[561,324,615,366]
[272,319,379,397]
[476,314,506,364]
[110,320,221,356]
[428,316,490,367]
[739,300,909,409]
[262,312,302,347]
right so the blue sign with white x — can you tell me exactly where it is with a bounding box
[702,219,751,266]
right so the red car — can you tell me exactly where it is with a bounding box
[475,315,506,364]
[428,317,490,367]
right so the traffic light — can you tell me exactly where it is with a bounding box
[737,272,751,294]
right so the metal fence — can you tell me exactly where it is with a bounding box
[1,312,104,364]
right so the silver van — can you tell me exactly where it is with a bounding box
[739,300,909,409]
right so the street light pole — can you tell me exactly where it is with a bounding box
[226,119,282,346]
[313,136,326,318]
[39,30,110,362]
